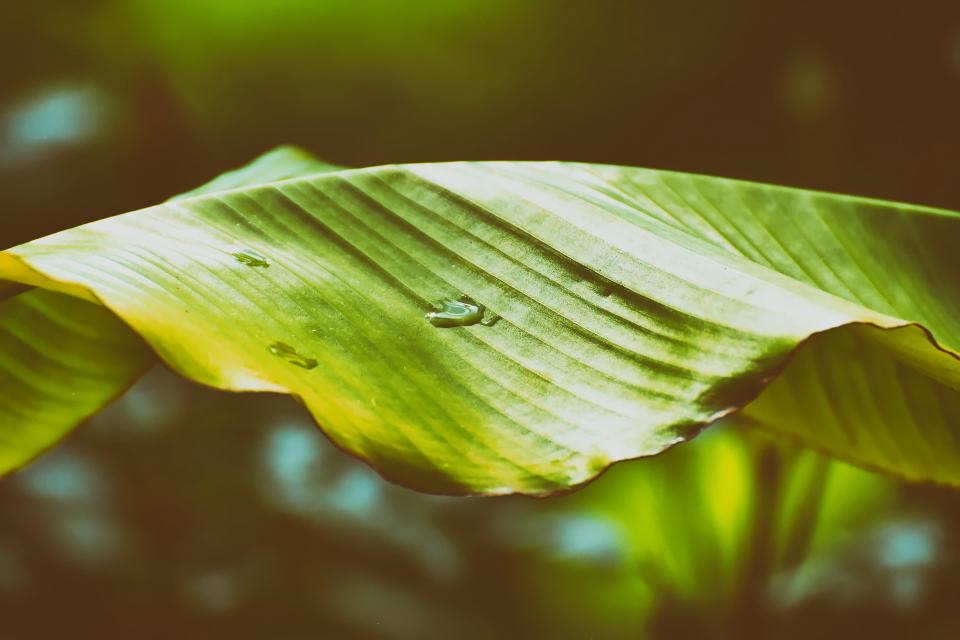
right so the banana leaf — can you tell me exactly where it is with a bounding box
[1,147,957,494]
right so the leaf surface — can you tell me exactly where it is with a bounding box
[1,150,957,493]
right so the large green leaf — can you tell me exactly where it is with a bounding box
[1,149,957,494]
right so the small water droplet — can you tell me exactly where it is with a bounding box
[425,295,499,328]
[233,249,270,268]
[267,341,317,370]
[480,313,501,327]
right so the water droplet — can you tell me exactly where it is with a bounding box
[233,249,270,268]
[268,341,317,370]
[425,295,499,328]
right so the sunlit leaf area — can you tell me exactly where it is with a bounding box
[2,1,960,638]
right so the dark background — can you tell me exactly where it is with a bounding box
[3,1,960,245]
[2,1,960,638]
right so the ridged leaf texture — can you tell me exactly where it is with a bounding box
[1,147,957,494]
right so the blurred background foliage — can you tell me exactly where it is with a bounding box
[1,1,960,638]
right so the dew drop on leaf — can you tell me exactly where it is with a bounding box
[425,295,499,328]
[232,249,270,268]
[267,341,317,370]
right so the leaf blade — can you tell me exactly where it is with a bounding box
[0,288,153,472]
[2,152,958,493]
